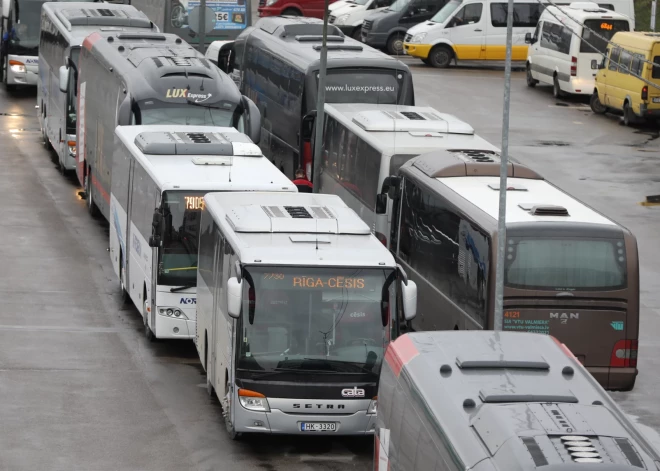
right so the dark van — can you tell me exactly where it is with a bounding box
[361,0,449,54]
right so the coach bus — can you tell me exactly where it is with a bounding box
[127,0,250,48]
[317,103,499,248]
[38,2,156,173]
[380,148,640,391]
[76,30,261,221]
[376,331,658,470]
[109,125,297,340]
[196,191,417,438]
[210,16,414,180]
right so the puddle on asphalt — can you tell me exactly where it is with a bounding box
[538,141,571,146]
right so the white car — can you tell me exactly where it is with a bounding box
[329,0,393,40]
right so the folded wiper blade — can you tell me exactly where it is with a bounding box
[170,283,195,293]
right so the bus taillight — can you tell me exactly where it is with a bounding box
[610,340,638,368]
[570,56,577,77]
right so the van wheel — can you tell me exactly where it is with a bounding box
[590,92,606,114]
[386,33,404,55]
[622,101,634,126]
[282,7,301,16]
[526,64,538,87]
[552,75,563,98]
[429,45,453,68]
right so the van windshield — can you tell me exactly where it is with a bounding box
[318,68,406,104]
[580,19,630,54]
[504,237,627,291]
[388,0,411,12]
[136,100,243,128]
[432,0,462,22]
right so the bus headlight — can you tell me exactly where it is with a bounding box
[367,397,377,415]
[238,389,270,412]
[9,60,26,73]
[158,307,189,319]
[68,140,76,156]
[410,33,427,43]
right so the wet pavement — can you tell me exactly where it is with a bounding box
[0,61,658,470]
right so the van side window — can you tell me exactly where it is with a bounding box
[631,54,642,77]
[652,56,660,79]
[490,3,542,27]
[450,3,483,26]
[540,21,571,55]
[609,47,621,72]
[619,49,632,74]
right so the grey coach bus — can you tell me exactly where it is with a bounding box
[380,149,640,391]
[38,2,156,173]
[211,16,414,180]
[75,31,261,221]
[376,331,660,470]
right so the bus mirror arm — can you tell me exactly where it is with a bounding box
[380,176,400,200]
[227,277,242,319]
[401,280,417,321]
[117,93,133,126]
[397,264,408,285]
[58,66,69,93]
[375,193,387,214]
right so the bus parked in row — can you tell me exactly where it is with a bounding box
[109,125,296,341]
[376,331,659,470]
[76,30,261,221]
[38,2,156,173]
[210,16,414,180]
[380,148,640,391]
[316,103,499,247]
[196,191,417,438]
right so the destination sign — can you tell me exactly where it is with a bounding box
[261,273,366,289]
[185,196,205,210]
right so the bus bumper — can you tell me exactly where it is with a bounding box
[587,366,638,391]
[154,315,195,340]
[235,408,377,435]
[6,61,38,86]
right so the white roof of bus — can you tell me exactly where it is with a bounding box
[439,176,616,225]
[324,103,500,156]
[204,192,396,267]
[541,3,632,25]
[115,125,297,193]
[43,2,156,44]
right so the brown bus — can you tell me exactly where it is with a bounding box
[380,148,639,391]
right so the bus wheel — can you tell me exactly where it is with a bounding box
[224,382,242,440]
[590,92,607,114]
[143,298,156,342]
[119,254,129,305]
[205,333,215,397]
[85,169,100,218]
[429,45,453,68]
[386,33,404,56]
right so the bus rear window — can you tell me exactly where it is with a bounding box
[580,20,630,54]
[504,238,626,291]
[320,69,406,105]
[653,56,660,79]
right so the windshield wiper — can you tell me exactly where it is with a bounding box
[304,358,378,375]
[170,283,195,293]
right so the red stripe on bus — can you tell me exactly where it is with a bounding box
[92,174,111,204]
[384,334,419,377]
[83,32,102,51]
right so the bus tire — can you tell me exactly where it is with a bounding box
[282,8,301,16]
[119,252,129,305]
[590,91,607,114]
[224,381,242,440]
[85,167,100,218]
[205,333,215,397]
[428,45,453,68]
[526,63,538,87]
[386,33,404,55]
[143,296,156,342]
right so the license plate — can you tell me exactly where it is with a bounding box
[653,97,660,103]
[300,422,337,432]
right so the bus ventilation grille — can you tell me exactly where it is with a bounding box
[521,437,548,467]
[399,112,425,120]
[97,9,116,17]
[187,133,212,144]
[170,57,193,67]
[284,206,313,219]
[452,149,498,162]
[530,205,569,216]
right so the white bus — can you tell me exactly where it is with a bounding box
[316,103,499,248]
[196,191,418,438]
[37,2,156,173]
[109,125,297,341]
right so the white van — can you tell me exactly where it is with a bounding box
[403,0,543,68]
[329,0,392,39]
[525,2,632,97]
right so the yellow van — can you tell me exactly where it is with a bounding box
[590,32,660,125]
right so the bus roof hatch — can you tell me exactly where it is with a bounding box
[56,8,152,31]
[412,149,544,179]
[134,131,261,157]
[352,109,475,134]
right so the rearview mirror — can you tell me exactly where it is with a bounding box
[525,32,533,44]
[58,66,69,93]
[152,209,163,231]
[241,95,261,144]
[380,175,400,199]
[402,280,417,321]
[375,193,388,214]
[148,235,161,248]
[217,41,236,74]
[227,277,242,319]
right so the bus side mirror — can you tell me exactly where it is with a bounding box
[241,95,261,144]
[302,110,317,140]
[227,277,242,319]
[148,235,160,247]
[149,210,162,247]
[217,41,236,74]
[58,66,69,93]
[401,280,417,321]
[381,175,400,199]
[375,193,388,214]
[117,92,132,126]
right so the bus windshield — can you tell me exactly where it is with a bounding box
[157,191,206,287]
[579,20,630,54]
[504,237,627,291]
[431,0,462,23]
[319,68,407,105]
[8,0,46,54]
[137,100,244,128]
[237,266,397,378]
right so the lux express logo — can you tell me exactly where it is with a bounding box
[165,88,213,103]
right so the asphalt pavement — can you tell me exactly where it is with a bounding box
[0,60,659,470]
